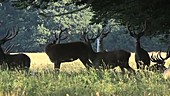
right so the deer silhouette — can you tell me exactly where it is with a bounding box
[45,27,92,73]
[80,26,135,74]
[0,27,31,72]
[127,21,150,70]
[149,47,170,72]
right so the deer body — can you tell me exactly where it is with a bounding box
[45,42,92,71]
[135,40,150,69]
[0,26,31,72]
[80,26,135,73]
[1,54,30,71]
[45,42,91,62]
[45,28,93,72]
[96,50,131,68]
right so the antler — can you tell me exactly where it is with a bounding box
[4,44,14,53]
[150,47,170,64]
[126,22,136,37]
[126,21,146,38]
[141,21,147,33]
[54,27,69,44]
[80,26,102,43]
[150,51,164,63]
[159,47,170,61]
[0,26,19,45]
[100,24,111,39]
[86,27,102,43]
[80,27,88,42]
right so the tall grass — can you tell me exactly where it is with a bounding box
[0,69,170,96]
[0,52,170,96]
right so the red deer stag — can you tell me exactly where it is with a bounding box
[149,47,170,72]
[0,27,31,72]
[45,27,92,73]
[127,21,150,70]
[80,27,135,74]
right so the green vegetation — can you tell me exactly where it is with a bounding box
[8,0,170,35]
[0,53,170,96]
[0,1,169,52]
[0,68,170,96]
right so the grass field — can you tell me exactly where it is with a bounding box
[0,52,170,96]
[26,52,170,72]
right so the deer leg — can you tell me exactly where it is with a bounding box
[136,63,140,69]
[93,58,101,69]
[126,66,135,74]
[24,66,30,74]
[79,58,92,70]
[24,61,31,74]
[137,61,144,69]
[54,61,61,74]
[120,67,125,74]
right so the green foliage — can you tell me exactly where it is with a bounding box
[0,69,170,96]
[8,0,170,35]
[0,1,169,52]
[74,0,170,35]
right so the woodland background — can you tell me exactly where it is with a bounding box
[0,0,170,52]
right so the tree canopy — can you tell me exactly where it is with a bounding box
[0,0,169,52]
[1,0,170,36]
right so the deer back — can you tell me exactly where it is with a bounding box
[45,40,91,63]
[96,49,131,65]
[5,53,31,69]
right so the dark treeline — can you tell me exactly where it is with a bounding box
[0,1,169,52]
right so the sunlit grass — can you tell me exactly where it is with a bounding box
[25,52,170,72]
[0,52,170,96]
[1,68,170,96]
[25,53,86,72]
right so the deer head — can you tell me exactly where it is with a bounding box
[149,48,170,72]
[127,21,146,43]
[80,25,111,49]
[0,26,18,60]
[0,26,19,45]
[80,26,102,51]
[150,47,170,66]
[53,27,70,44]
[97,25,111,52]
[127,21,150,69]
[0,26,30,72]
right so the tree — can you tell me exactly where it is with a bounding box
[6,0,170,36]
[0,0,169,52]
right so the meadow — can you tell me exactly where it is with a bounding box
[1,52,170,96]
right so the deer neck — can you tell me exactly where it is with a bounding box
[45,43,54,52]
[88,42,97,60]
[89,44,96,55]
[136,39,141,50]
